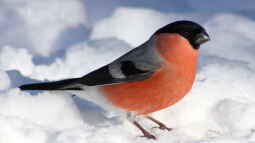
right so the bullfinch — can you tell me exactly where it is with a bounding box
[20,20,210,139]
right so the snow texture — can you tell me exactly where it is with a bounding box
[0,0,255,143]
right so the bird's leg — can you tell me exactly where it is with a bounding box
[132,121,156,140]
[146,116,172,131]
[126,112,156,139]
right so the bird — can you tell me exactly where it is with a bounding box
[19,20,210,139]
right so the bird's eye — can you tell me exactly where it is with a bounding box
[183,31,190,35]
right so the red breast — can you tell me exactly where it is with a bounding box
[100,34,198,115]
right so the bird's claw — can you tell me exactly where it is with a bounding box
[152,126,172,131]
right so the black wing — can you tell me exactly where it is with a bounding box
[80,61,156,86]
[80,38,161,86]
[20,78,83,90]
[19,38,162,90]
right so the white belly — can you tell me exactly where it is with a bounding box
[67,86,126,118]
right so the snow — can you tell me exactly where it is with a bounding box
[0,70,10,90]
[0,0,87,57]
[91,8,169,47]
[0,46,34,76]
[0,0,255,143]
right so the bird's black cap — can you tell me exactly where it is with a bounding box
[155,20,210,49]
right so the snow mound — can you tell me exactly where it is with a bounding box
[0,46,34,76]
[0,70,10,90]
[91,8,169,46]
[0,0,87,56]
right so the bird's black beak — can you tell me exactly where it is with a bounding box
[194,32,210,45]
[192,31,210,50]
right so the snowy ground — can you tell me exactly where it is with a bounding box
[0,0,255,143]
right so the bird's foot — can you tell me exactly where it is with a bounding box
[152,125,172,131]
[146,116,172,131]
[132,120,157,140]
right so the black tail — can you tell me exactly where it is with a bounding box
[19,78,83,90]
